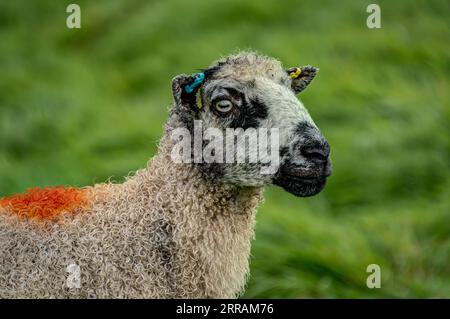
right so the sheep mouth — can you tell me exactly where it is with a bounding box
[273,169,328,197]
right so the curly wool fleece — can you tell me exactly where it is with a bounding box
[0,115,263,298]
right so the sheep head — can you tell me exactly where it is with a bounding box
[170,52,331,197]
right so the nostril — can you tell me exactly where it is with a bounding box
[304,150,327,160]
[302,148,327,160]
[300,141,330,161]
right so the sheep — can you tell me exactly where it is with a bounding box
[0,52,332,298]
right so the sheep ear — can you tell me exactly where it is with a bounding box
[287,66,319,94]
[171,73,204,111]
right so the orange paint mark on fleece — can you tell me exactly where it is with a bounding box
[0,187,89,220]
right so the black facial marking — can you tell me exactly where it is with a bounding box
[274,174,327,197]
[199,162,225,180]
[230,97,268,130]
[274,121,331,197]
[295,121,316,136]
[224,87,242,99]
[280,146,290,158]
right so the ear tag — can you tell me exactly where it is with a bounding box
[196,90,203,109]
[289,68,302,79]
[185,72,205,93]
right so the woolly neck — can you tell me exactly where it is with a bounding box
[142,115,265,216]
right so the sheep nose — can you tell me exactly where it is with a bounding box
[300,138,330,162]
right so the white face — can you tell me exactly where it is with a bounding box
[171,53,332,197]
[255,77,317,148]
[195,73,331,197]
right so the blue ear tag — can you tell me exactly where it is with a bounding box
[184,72,205,93]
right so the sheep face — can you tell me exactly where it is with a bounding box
[171,52,331,197]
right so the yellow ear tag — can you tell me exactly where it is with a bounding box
[196,90,203,109]
[290,68,302,79]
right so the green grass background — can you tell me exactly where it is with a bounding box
[0,0,449,297]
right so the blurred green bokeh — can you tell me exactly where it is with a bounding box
[0,0,449,297]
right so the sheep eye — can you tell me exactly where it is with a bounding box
[214,99,234,114]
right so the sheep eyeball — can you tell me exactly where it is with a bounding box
[214,99,234,114]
